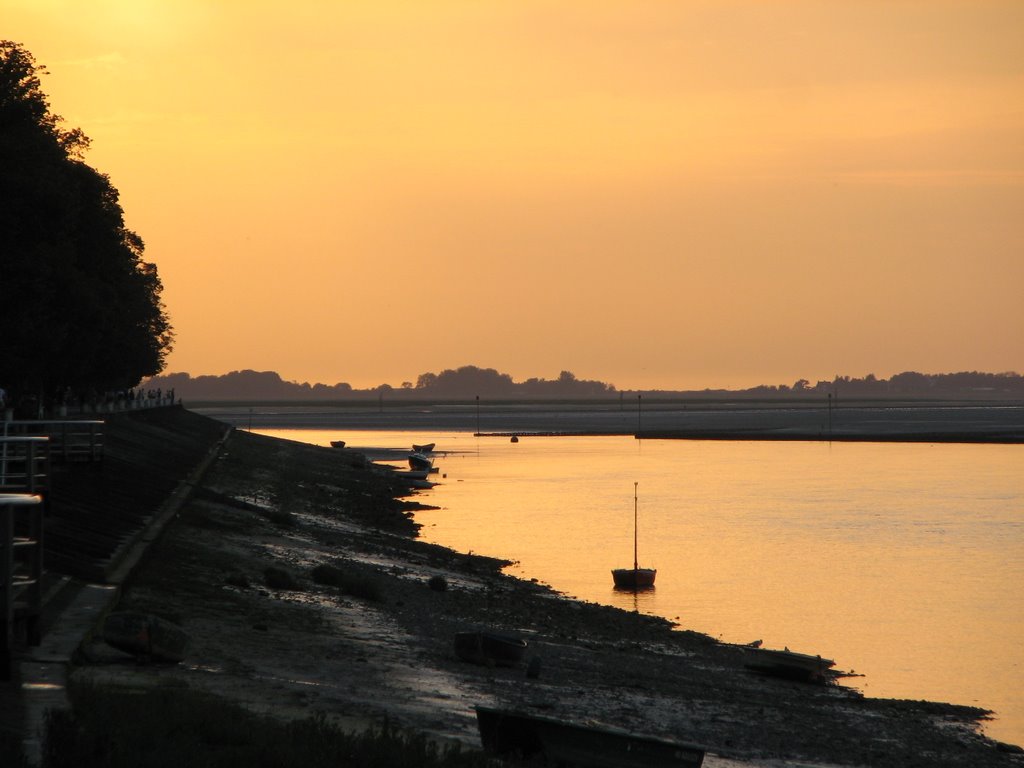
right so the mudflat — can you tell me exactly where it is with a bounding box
[195,399,1024,443]
[71,422,1023,767]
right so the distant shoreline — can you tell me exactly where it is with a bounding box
[195,400,1024,444]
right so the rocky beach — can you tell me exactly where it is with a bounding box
[31,406,1022,767]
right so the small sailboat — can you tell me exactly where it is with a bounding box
[612,482,656,589]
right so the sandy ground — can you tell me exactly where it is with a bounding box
[72,427,1024,767]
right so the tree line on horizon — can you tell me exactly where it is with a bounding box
[141,366,1024,402]
[0,42,172,416]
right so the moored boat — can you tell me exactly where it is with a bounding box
[475,706,705,767]
[612,567,657,589]
[330,440,346,448]
[612,482,656,589]
[396,468,430,480]
[408,452,433,472]
[412,442,435,453]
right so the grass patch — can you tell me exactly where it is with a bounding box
[310,564,383,602]
[43,682,491,768]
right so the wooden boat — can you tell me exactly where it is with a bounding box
[408,452,433,471]
[454,631,527,667]
[612,567,657,589]
[395,468,430,480]
[475,706,705,767]
[744,646,835,683]
[412,442,435,453]
[612,482,656,590]
[329,440,346,448]
[102,612,190,663]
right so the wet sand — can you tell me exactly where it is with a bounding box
[73,420,1024,767]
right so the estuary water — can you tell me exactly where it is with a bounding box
[256,426,1024,746]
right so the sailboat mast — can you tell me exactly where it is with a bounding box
[633,481,639,571]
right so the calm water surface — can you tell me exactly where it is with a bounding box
[259,428,1024,746]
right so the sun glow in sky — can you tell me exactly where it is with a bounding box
[6,1,1023,390]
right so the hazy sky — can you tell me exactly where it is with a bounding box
[6,1,1023,390]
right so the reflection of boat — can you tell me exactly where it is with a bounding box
[412,442,435,453]
[612,482,656,590]
[330,440,346,448]
[475,706,705,767]
[408,452,433,471]
[103,612,190,663]
[454,631,527,667]
[745,646,835,683]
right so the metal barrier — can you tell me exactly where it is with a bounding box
[1,493,44,679]
[0,437,50,680]
[2,420,104,464]
[0,437,50,493]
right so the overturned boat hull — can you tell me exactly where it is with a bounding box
[454,631,527,667]
[745,646,835,683]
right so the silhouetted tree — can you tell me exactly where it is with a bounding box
[0,41,172,411]
[415,365,517,397]
[141,366,1022,402]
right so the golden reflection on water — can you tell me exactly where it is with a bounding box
[259,428,1024,746]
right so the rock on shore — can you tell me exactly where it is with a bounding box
[74,421,1023,767]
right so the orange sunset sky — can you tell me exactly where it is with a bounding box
[5,1,1023,391]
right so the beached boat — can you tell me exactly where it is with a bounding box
[454,631,527,667]
[102,612,190,663]
[475,706,705,767]
[396,468,430,480]
[408,452,433,471]
[745,646,835,683]
[330,440,346,448]
[412,442,435,453]
[612,482,656,589]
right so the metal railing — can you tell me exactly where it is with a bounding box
[0,436,50,493]
[1,493,44,679]
[2,420,104,464]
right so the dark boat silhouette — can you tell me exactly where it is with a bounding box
[475,706,705,767]
[612,482,656,589]
[454,631,527,666]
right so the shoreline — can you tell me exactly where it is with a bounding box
[57,414,1022,767]
[6,407,1020,766]
[195,400,1024,444]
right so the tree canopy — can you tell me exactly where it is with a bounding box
[0,41,172,412]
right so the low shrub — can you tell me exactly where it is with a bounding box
[428,575,448,592]
[310,563,383,602]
